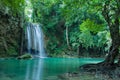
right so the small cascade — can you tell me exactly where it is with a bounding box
[26,23,46,58]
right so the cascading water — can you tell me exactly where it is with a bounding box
[26,23,46,58]
[25,23,46,80]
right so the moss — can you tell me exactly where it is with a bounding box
[17,53,33,59]
[7,47,17,56]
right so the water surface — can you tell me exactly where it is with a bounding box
[0,58,103,80]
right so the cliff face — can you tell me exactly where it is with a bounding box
[0,6,22,57]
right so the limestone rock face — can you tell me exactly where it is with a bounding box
[0,6,22,57]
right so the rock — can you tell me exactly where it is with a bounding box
[17,53,33,59]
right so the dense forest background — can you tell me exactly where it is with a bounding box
[0,0,119,61]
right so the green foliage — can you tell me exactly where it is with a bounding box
[70,31,80,49]
[99,31,111,51]
[25,0,33,21]
[80,19,104,34]
[0,0,25,15]
[7,47,17,56]
[0,0,117,57]
[0,0,115,57]
[79,30,94,49]
[69,18,106,50]
[27,0,112,57]
[30,0,67,56]
[75,19,111,52]
[0,0,26,57]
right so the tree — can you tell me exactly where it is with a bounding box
[60,0,120,65]
[29,0,120,60]
[101,0,120,65]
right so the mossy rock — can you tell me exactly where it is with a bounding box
[17,53,33,59]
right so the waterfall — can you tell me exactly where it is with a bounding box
[26,23,46,58]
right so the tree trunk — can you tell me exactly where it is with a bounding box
[102,19,119,65]
[101,1,120,66]
[18,13,24,56]
[66,26,70,49]
[19,27,24,56]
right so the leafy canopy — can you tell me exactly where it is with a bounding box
[0,0,25,15]
[80,19,104,33]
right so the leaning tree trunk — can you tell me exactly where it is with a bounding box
[104,19,119,65]
[101,1,120,65]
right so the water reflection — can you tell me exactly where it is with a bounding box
[25,58,44,80]
[0,58,104,80]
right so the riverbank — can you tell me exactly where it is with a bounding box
[56,66,120,80]
[55,71,120,80]
[52,61,120,80]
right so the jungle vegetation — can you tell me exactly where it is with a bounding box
[0,0,120,66]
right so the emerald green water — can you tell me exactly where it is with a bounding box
[0,58,103,80]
